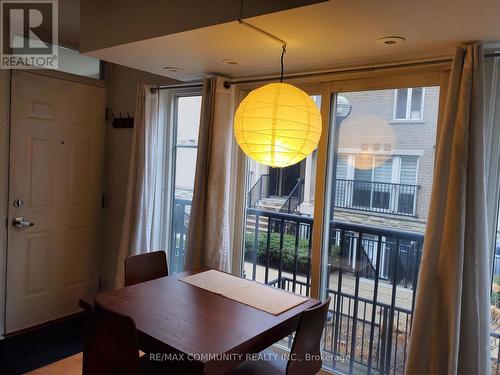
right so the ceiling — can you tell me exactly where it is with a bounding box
[83,0,500,81]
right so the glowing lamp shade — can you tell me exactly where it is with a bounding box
[234,83,322,168]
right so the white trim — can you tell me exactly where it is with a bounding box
[392,157,401,184]
[389,120,426,124]
[393,87,425,121]
[337,148,424,156]
[0,70,9,337]
[346,155,355,180]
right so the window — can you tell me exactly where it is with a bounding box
[58,46,102,79]
[394,88,424,120]
[169,95,202,273]
[11,35,102,79]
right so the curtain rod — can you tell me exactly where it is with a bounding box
[150,81,203,93]
[150,52,500,92]
[223,52,500,87]
[222,58,452,87]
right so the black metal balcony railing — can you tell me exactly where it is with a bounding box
[171,198,191,272]
[335,179,420,217]
[243,208,424,374]
[242,208,500,375]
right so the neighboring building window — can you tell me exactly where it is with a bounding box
[394,88,424,120]
[400,156,418,184]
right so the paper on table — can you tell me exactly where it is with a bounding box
[180,269,308,315]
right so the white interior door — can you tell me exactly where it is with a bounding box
[5,71,106,333]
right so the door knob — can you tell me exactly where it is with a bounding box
[12,217,34,229]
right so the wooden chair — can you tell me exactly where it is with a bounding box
[124,250,168,287]
[85,298,143,375]
[229,297,331,375]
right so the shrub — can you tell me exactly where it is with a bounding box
[244,232,310,274]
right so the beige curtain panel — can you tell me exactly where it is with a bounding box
[185,77,235,272]
[405,44,491,375]
[115,83,161,287]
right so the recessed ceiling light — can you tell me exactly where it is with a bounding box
[162,66,182,72]
[376,36,406,46]
[222,59,240,65]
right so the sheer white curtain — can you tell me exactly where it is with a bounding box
[115,83,163,287]
[185,77,235,272]
[405,44,492,375]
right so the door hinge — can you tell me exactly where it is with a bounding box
[105,107,109,122]
[101,193,106,208]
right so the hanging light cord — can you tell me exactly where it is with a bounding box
[280,44,286,83]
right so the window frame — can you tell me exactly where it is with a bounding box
[393,87,426,121]
[158,87,203,272]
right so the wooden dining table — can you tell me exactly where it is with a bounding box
[79,269,319,375]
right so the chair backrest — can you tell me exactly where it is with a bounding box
[85,298,142,375]
[125,250,168,287]
[287,297,331,375]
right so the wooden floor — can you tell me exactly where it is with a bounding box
[26,353,83,375]
[25,352,330,375]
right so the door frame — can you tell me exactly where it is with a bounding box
[0,69,11,337]
[232,62,451,299]
[1,69,106,335]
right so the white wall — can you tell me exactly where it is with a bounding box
[0,70,10,336]
[100,64,178,290]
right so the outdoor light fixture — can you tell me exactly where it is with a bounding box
[335,95,352,121]
[233,21,322,168]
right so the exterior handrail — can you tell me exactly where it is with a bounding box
[247,174,270,208]
[280,177,305,214]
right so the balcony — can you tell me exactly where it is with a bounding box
[248,176,420,217]
[334,179,420,217]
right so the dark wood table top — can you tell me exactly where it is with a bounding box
[80,269,319,375]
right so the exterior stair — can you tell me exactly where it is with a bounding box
[246,197,287,232]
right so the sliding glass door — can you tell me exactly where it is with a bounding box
[321,85,440,374]
[236,69,457,374]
